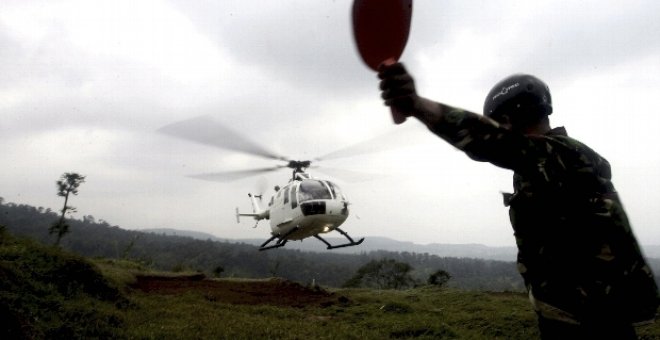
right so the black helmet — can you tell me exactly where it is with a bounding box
[483,74,552,122]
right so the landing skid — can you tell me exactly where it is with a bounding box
[314,227,365,250]
[258,227,364,251]
[258,226,299,251]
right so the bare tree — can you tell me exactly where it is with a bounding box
[49,172,85,245]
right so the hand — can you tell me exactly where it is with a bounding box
[378,62,419,116]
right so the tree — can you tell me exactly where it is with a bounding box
[213,266,225,278]
[428,269,451,288]
[49,172,85,245]
[343,258,417,290]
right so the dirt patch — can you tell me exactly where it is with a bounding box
[130,274,347,308]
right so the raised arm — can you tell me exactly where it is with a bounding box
[377,62,535,171]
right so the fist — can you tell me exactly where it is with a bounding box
[378,62,418,114]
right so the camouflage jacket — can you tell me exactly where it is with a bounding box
[430,108,659,323]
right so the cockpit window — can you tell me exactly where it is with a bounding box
[283,186,290,204]
[291,184,298,209]
[325,181,345,200]
[298,180,332,202]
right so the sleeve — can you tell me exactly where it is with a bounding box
[428,108,544,172]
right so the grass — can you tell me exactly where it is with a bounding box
[121,286,660,339]
[0,227,127,339]
[2,227,659,339]
[103,266,660,339]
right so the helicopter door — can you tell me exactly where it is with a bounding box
[274,185,293,227]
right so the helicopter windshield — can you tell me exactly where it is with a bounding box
[298,180,332,202]
[324,181,345,200]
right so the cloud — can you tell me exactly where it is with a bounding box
[504,1,660,83]
[1,0,659,246]
[167,0,377,95]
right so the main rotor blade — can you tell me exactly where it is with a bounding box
[188,166,285,182]
[159,116,287,161]
[314,167,387,183]
[315,124,420,161]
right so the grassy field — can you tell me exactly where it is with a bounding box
[119,281,660,339]
[2,228,659,339]
[123,286,537,339]
[99,259,660,340]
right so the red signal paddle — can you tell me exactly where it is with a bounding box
[352,0,413,124]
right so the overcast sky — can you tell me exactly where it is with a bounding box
[1,0,659,248]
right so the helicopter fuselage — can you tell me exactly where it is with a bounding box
[237,174,364,250]
[268,178,349,240]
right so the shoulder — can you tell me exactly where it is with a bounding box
[544,132,607,164]
[530,129,612,179]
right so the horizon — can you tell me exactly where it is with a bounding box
[3,197,660,249]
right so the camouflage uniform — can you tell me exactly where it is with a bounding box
[430,108,659,327]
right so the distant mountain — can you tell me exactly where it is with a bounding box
[269,236,660,261]
[236,236,520,261]
[2,202,658,291]
[142,228,518,261]
[1,204,525,290]
[142,228,660,261]
[141,228,225,242]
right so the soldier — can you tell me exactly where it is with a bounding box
[378,63,659,339]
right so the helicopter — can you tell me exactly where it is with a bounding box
[234,162,363,251]
[158,115,385,251]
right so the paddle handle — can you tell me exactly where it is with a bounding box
[382,58,407,124]
[391,107,407,124]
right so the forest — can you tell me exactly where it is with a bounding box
[2,199,657,290]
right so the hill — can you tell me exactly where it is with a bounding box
[143,229,660,262]
[1,201,524,291]
[143,228,519,261]
[2,200,659,291]
[0,226,127,338]
[2,228,659,339]
[0,227,536,339]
